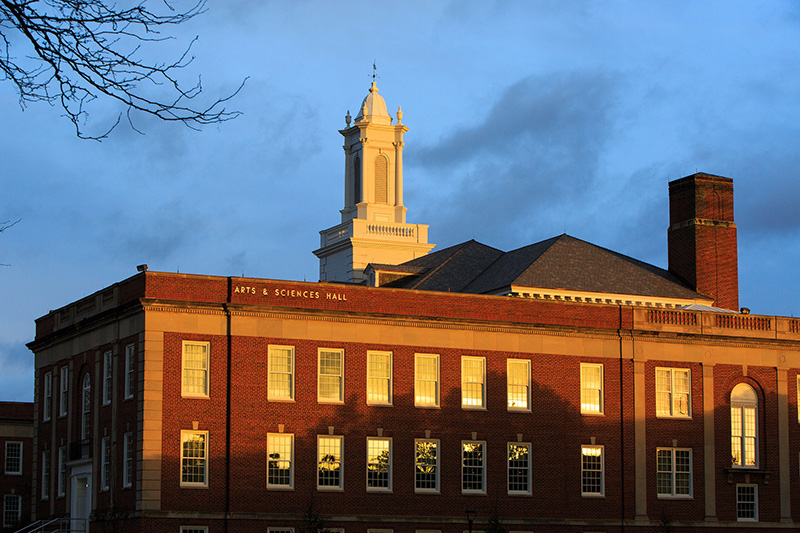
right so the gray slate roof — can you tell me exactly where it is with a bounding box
[376,234,707,301]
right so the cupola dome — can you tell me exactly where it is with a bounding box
[354,82,392,125]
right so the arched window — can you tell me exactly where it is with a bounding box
[353,155,362,204]
[731,383,757,467]
[81,374,91,440]
[374,155,388,204]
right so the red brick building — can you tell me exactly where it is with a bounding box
[1,402,33,531]
[25,84,800,533]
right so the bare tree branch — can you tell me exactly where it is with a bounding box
[0,218,20,267]
[0,0,245,139]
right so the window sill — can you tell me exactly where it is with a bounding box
[461,490,487,496]
[657,495,693,500]
[267,485,294,491]
[317,486,344,492]
[724,467,771,484]
[581,493,605,498]
[461,406,487,411]
[507,407,531,413]
[507,491,532,497]
[366,489,393,494]
[181,394,210,400]
[267,398,296,403]
[180,484,209,489]
[414,489,440,495]
[367,403,393,407]
[656,415,692,420]
[415,404,441,410]
[318,400,345,405]
[581,411,605,417]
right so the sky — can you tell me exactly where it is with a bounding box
[2,1,800,401]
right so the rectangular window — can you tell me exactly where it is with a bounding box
[415,439,439,493]
[415,353,440,407]
[367,351,392,405]
[267,433,294,489]
[318,348,344,403]
[581,445,604,496]
[102,350,112,405]
[507,442,532,495]
[124,344,135,400]
[580,363,603,414]
[462,357,486,409]
[268,345,295,401]
[731,406,757,467]
[507,359,530,411]
[656,448,692,497]
[59,366,69,417]
[57,446,66,497]
[180,528,209,533]
[3,495,21,528]
[737,484,758,521]
[41,450,50,500]
[267,529,295,533]
[366,437,392,491]
[182,341,209,398]
[656,368,690,417]
[101,437,110,491]
[43,371,52,421]
[4,441,21,475]
[317,436,343,490]
[462,441,486,493]
[123,432,134,489]
[181,430,208,487]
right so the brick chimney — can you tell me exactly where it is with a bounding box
[668,173,739,311]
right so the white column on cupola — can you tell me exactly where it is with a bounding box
[314,80,434,284]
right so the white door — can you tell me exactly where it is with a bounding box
[70,466,92,533]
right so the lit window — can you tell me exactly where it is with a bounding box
[59,366,69,417]
[731,383,757,467]
[101,437,110,491]
[656,448,692,497]
[581,445,604,496]
[124,344,135,400]
[3,495,21,528]
[461,357,486,409]
[268,345,295,401]
[507,359,530,411]
[182,341,209,398]
[81,373,91,440]
[41,450,50,500]
[5,441,22,474]
[367,351,392,405]
[318,348,344,403]
[57,446,66,497]
[123,432,134,489]
[367,437,392,491]
[415,354,440,408]
[462,441,486,493]
[507,442,531,495]
[102,350,112,405]
[580,363,603,414]
[181,430,208,487]
[737,484,758,521]
[414,439,439,493]
[317,436,343,490]
[267,433,294,489]
[656,368,690,417]
[43,371,52,421]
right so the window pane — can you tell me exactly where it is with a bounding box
[462,358,485,408]
[462,442,485,492]
[318,437,342,488]
[581,364,602,414]
[268,434,293,487]
[415,440,438,491]
[508,443,530,493]
[269,347,294,400]
[415,355,439,406]
[183,343,208,396]
[581,446,603,495]
[507,360,529,410]
[367,352,391,404]
[181,432,207,485]
[367,438,391,489]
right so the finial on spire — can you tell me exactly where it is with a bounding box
[345,109,351,126]
[396,105,403,124]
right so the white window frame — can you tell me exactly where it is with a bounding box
[57,446,66,497]
[366,437,392,492]
[414,353,440,408]
[736,483,758,521]
[41,449,51,500]
[414,439,440,493]
[461,356,486,410]
[124,344,135,400]
[267,433,294,490]
[268,345,295,401]
[180,430,209,488]
[317,435,344,491]
[367,351,393,406]
[3,495,21,528]
[100,436,110,491]
[59,366,69,417]
[507,442,532,495]
[507,359,531,412]
[81,373,91,440]
[731,383,758,468]
[43,371,52,421]
[318,348,344,403]
[123,432,134,489]
[655,367,691,418]
[461,440,486,494]
[581,445,604,497]
[656,447,692,498]
[580,363,604,415]
[182,341,210,398]
[4,441,22,475]
[102,350,112,405]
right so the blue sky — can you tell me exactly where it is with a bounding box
[2,1,799,401]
